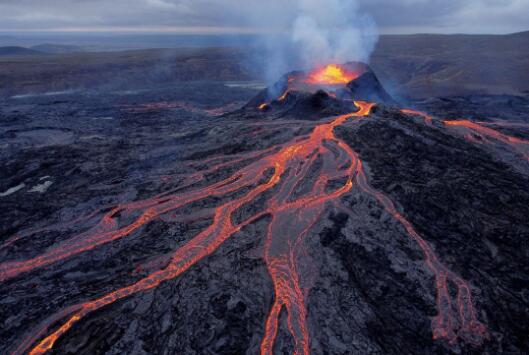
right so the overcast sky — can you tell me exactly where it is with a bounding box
[0,0,527,34]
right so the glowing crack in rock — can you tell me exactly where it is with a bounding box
[400,108,434,126]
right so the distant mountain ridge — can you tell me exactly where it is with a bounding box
[30,43,83,54]
[0,46,43,56]
[0,30,528,98]
[371,30,529,99]
[0,44,84,56]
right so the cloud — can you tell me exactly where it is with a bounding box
[144,0,179,9]
[0,0,527,34]
[357,0,529,33]
[291,0,377,66]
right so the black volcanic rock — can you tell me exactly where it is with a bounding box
[283,90,356,120]
[244,75,290,109]
[246,88,358,121]
[345,70,396,104]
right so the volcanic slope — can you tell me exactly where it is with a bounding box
[1,65,528,355]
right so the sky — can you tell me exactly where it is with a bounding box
[0,0,527,35]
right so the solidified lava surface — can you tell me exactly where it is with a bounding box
[1,69,529,355]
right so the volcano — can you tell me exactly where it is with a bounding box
[1,64,529,355]
[247,63,395,113]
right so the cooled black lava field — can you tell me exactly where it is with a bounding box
[1,68,529,355]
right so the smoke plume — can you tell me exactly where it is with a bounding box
[247,0,378,86]
[292,0,378,67]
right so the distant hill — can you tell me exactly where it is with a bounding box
[371,31,529,99]
[0,31,528,99]
[0,47,253,97]
[0,46,43,56]
[31,43,83,54]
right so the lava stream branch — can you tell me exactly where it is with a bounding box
[400,109,433,126]
[17,154,285,355]
[443,119,529,160]
[443,120,529,145]
[399,108,529,161]
[0,146,284,282]
[261,208,323,355]
[354,161,487,344]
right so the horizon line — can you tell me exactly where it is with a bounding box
[0,26,526,36]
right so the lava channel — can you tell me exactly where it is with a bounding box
[443,119,529,160]
[400,109,529,161]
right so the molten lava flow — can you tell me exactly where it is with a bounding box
[0,235,22,251]
[355,165,487,345]
[476,120,529,129]
[443,119,529,145]
[443,119,529,160]
[14,102,370,355]
[278,90,290,102]
[401,108,433,126]
[399,110,529,161]
[0,146,282,283]
[9,101,486,355]
[306,64,360,85]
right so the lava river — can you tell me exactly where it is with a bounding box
[4,101,487,355]
[400,108,529,161]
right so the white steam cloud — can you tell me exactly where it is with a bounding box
[291,0,378,67]
[247,0,378,85]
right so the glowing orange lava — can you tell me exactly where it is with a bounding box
[401,108,433,125]
[399,110,529,162]
[356,166,487,345]
[443,119,529,160]
[306,64,360,85]
[6,102,487,355]
[476,120,529,129]
[443,119,528,145]
[278,90,290,102]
